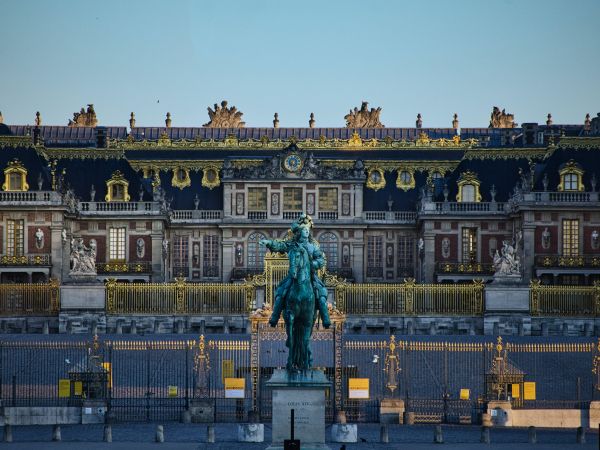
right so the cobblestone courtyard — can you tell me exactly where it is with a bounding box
[3,423,598,449]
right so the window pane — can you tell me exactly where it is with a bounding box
[319,188,338,212]
[172,236,189,276]
[7,220,24,256]
[248,188,267,211]
[564,174,578,191]
[367,235,383,277]
[9,173,22,191]
[283,188,303,211]
[461,184,475,202]
[562,219,579,256]
[203,235,219,277]
[247,232,267,269]
[462,228,477,262]
[397,235,415,277]
[109,227,126,261]
[318,232,338,269]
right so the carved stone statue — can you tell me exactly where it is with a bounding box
[35,228,45,250]
[260,214,331,371]
[69,238,97,275]
[493,232,522,277]
[489,106,516,128]
[162,238,169,261]
[203,100,245,128]
[90,184,96,202]
[541,227,551,249]
[62,229,68,244]
[592,230,599,250]
[441,237,450,259]
[344,102,384,128]
[136,238,146,259]
[68,104,98,127]
[37,173,44,190]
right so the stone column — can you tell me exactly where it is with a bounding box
[50,224,64,282]
[222,241,234,283]
[422,231,436,283]
[223,183,232,218]
[352,242,364,283]
[354,184,363,218]
[522,223,536,282]
[151,224,164,281]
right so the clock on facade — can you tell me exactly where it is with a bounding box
[283,154,303,172]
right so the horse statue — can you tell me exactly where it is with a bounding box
[260,214,331,372]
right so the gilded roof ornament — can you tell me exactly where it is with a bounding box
[203,100,245,128]
[489,106,516,128]
[68,104,98,127]
[344,102,384,128]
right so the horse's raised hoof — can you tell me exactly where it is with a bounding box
[323,321,331,329]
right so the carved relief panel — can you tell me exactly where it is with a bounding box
[236,192,245,215]
[306,193,315,216]
[341,193,351,216]
[271,193,280,216]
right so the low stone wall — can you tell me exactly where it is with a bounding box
[2,407,81,426]
[510,409,589,428]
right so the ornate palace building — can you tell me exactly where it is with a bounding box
[0,103,599,334]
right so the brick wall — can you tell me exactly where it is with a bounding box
[535,226,557,254]
[27,226,51,254]
[435,234,457,262]
[129,235,152,261]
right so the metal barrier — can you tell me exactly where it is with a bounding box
[335,279,485,316]
[530,280,600,316]
[0,279,60,316]
[105,278,255,314]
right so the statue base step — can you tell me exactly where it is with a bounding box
[266,369,331,450]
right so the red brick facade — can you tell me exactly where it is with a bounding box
[535,226,557,254]
[129,235,152,261]
[435,234,457,262]
[27,226,51,254]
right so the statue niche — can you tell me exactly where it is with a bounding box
[68,104,98,127]
[345,101,384,128]
[203,100,245,128]
[489,106,516,128]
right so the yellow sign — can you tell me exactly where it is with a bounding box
[460,389,470,400]
[168,385,178,397]
[222,360,234,383]
[102,362,113,389]
[511,384,520,399]
[74,381,83,396]
[348,378,369,399]
[58,379,70,398]
[225,377,245,398]
[524,382,536,400]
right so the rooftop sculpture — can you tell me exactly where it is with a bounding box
[345,101,384,128]
[203,100,245,128]
[489,106,516,128]
[68,104,98,127]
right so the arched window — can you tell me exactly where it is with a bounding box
[456,171,481,203]
[558,160,584,192]
[318,232,338,269]
[247,232,267,269]
[2,159,29,192]
[461,184,476,202]
[105,170,130,202]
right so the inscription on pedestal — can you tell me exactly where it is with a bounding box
[272,389,324,444]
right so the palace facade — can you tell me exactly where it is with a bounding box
[0,104,599,288]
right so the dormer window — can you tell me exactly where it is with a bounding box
[456,171,481,203]
[105,170,130,202]
[558,160,584,192]
[2,159,29,192]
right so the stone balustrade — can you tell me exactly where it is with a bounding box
[79,201,161,215]
[0,190,62,205]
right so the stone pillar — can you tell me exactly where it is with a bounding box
[50,224,65,282]
[487,400,513,426]
[354,184,364,217]
[222,241,234,283]
[422,230,436,283]
[522,223,536,282]
[352,242,364,283]
[223,183,233,218]
[151,226,164,281]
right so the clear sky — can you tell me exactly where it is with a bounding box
[1,0,599,128]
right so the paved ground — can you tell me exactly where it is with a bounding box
[3,423,598,449]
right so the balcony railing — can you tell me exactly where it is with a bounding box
[425,202,506,214]
[0,254,51,266]
[97,261,152,274]
[282,211,302,220]
[318,211,339,220]
[362,211,417,223]
[248,211,268,220]
[529,191,599,203]
[535,255,600,268]
[336,279,484,316]
[436,262,495,274]
[171,210,222,222]
[79,201,161,214]
[0,191,62,204]
[0,280,60,316]
[530,280,598,316]
[105,279,254,314]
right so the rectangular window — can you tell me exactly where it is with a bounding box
[563,174,578,191]
[318,188,338,212]
[562,219,579,256]
[461,228,477,262]
[172,236,189,277]
[248,187,267,211]
[6,220,24,256]
[108,227,126,261]
[9,173,23,191]
[367,235,383,278]
[283,188,303,211]
[111,184,125,201]
[397,235,415,277]
[203,235,219,277]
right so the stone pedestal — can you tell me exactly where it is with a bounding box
[68,273,99,284]
[188,399,214,423]
[331,424,357,443]
[266,369,331,450]
[379,398,405,424]
[589,401,600,429]
[487,400,513,426]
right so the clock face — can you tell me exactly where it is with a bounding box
[284,154,302,172]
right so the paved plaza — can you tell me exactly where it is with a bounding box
[3,423,598,449]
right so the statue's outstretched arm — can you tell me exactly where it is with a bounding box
[259,239,288,253]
